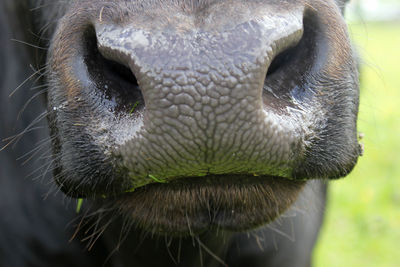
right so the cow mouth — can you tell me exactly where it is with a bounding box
[109,175,305,235]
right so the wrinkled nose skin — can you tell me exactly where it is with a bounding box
[48,0,360,233]
[96,11,304,186]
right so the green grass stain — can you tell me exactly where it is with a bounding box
[149,174,166,183]
[129,101,140,114]
[125,187,136,193]
[76,198,83,213]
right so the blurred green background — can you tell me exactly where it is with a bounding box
[314,1,400,266]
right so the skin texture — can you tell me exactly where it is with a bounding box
[0,0,359,266]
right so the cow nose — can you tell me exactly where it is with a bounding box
[47,0,360,198]
[88,12,308,188]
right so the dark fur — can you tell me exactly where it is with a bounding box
[1,0,357,266]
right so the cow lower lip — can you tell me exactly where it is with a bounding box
[112,175,306,235]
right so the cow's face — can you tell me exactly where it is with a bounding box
[33,0,360,235]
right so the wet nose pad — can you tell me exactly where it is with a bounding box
[93,17,305,189]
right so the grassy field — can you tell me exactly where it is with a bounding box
[313,22,400,266]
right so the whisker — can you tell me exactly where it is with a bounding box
[18,88,48,120]
[196,237,228,267]
[10,39,48,50]
[29,84,48,91]
[177,237,182,263]
[30,2,58,11]
[165,235,178,265]
[1,110,50,150]
[18,138,51,165]
[28,29,50,41]
[198,238,203,267]
[8,66,47,97]
[102,216,135,266]
[27,153,59,181]
[266,223,295,242]
[87,219,114,251]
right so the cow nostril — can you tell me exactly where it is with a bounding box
[264,12,318,106]
[266,12,318,78]
[83,27,144,114]
[266,43,300,77]
[101,55,139,87]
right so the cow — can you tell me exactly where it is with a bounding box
[0,0,361,266]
